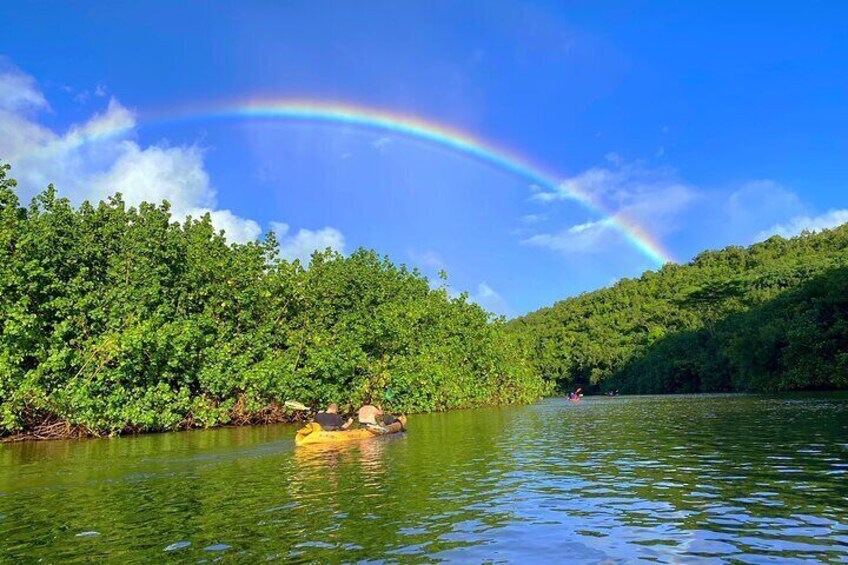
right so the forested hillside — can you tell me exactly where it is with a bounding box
[0,164,548,439]
[510,225,848,394]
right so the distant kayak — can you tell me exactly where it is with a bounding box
[566,388,583,403]
[295,419,406,446]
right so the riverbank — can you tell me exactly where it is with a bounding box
[1,397,541,443]
[2,396,324,442]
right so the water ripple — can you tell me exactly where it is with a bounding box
[0,394,846,563]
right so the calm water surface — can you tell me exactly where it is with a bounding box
[1,395,847,563]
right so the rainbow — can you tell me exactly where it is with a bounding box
[41,98,677,265]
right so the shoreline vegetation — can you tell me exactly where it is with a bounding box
[0,163,548,441]
[3,160,848,442]
[510,223,848,395]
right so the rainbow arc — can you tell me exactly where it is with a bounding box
[30,98,677,265]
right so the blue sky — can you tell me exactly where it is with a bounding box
[2,1,846,315]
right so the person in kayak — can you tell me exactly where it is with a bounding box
[357,402,384,427]
[313,403,353,431]
[358,402,408,431]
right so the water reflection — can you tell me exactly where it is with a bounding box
[0,395,846,563]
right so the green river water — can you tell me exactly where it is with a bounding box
[1,394,847,563]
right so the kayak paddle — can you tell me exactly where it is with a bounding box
[284,400,309,411]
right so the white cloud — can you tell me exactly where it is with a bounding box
[532,167,615,204]
[70,98,135,142]
[756,209,848,241]
[622,182,696,230]
[532,156,697,221]
[520,213,545,224]
[0,66,47,111]
[195,209,262,243]
[270,222,346,264]
[569,219,605,233]
[728,180,804,224]
[470,282,509,316]
[723,180,808,244]
[523,219,615,254]
[86,141,212,209]
[420,268,508,316]
[525,157,697,255]
[530,190,559,204]
[372,136,393,150]
[0,64,259,243]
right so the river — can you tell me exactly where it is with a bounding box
[1,394,847,563]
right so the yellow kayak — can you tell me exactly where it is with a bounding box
[295,418,406,446]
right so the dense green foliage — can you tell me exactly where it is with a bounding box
[0,164,547,437]
[511,226,848,394]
